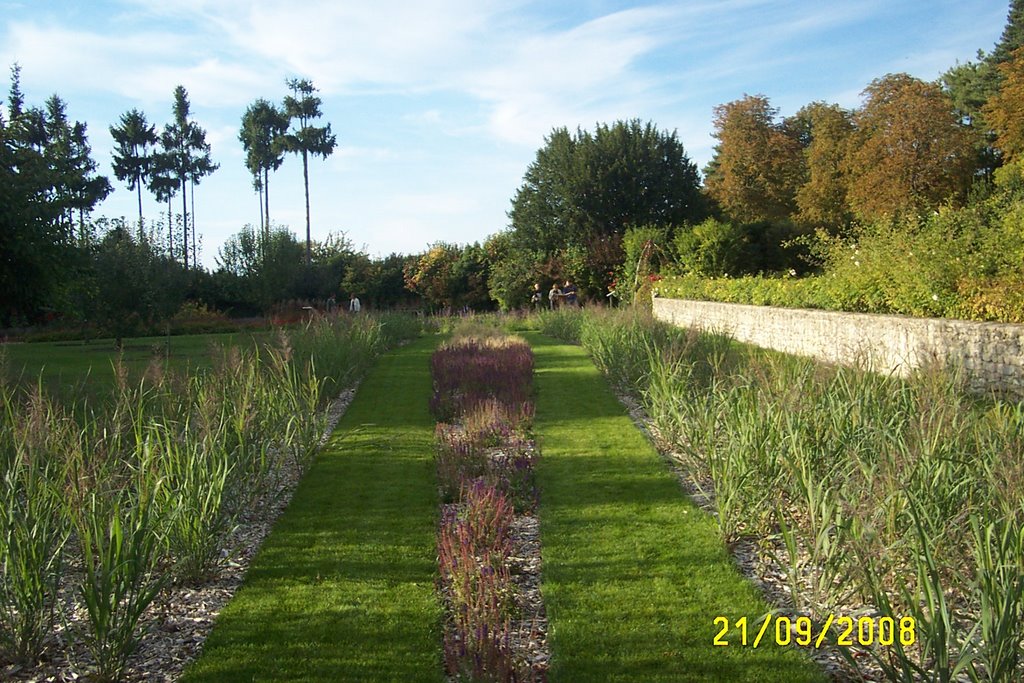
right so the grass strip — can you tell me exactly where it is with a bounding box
[182,335,443,683]
[528,333,825,683]
[2,331,268,404]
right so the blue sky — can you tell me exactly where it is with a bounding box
[0,0,1010,268]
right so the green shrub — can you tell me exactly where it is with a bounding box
[673,218,746,277]
[536,308,584,342]
[656,195,1024,323]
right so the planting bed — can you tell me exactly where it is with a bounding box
[0,316,424,682]
[430,333,549,681]
[3,384,359,683]
[540,306,1024,682]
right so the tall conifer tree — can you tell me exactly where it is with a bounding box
[281,78,336,266]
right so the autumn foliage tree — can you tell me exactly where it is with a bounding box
[403,242,492,311]
[793,102,855,231]
[983,47,1024,161]
[844,74,975,220]
[704,95,805,223]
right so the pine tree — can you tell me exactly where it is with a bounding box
[992,0,1024,64]
[161,86,217,269]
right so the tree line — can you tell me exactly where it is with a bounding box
[1,71,338,328]
[481,0,1024,307]
[4,1,1024,331]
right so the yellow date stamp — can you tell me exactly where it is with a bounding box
[713,614,916,648]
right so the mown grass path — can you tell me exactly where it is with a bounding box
[183,335,443,683]
[528,333,824,682]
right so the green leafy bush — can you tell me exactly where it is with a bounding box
[657,197,1024,323]
[672,218,746,277]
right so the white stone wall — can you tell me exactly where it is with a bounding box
[652,297,1024,397]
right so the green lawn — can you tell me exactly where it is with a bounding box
[528,333,825,683]
[181,334,443,683]
[2,332,266,403]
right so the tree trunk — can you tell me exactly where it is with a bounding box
[181,178,189,270]
[264,167,271,239]
[136,178,144,239]
[168,197,173,260]
[190,178,197,268]
[257,181,265,267]
[302,149,311,267]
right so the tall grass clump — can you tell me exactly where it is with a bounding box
[0,385,70,665]
[0,312,419,678]
[287,315,381,399]
[73,488,166,682]
[564,306,1024,681]
[536,308,583,343]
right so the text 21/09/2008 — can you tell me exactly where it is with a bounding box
[712,614,916,649]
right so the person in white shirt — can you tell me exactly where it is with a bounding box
[349,294,361,313]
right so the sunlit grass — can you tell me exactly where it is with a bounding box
[181,335,443,683]
[528,333,823,682]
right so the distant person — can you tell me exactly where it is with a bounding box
[349,293,361,313]
[548,282,562,309]
[530,283,543,309]
[562,279,578,307]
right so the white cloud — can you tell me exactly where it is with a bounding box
[118,59,270,108]
[102,1,690,147]
[1,21,182,96]
[0,20,271,109]
[404,109,443,125]
[124,0,506,93]
[459,6,683,144]
[205,123,244,159]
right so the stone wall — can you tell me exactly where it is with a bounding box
[652,297,1024,397]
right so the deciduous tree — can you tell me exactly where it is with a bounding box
[844,74,976,219]
[792,102,855,231]
[704,95,804,223]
